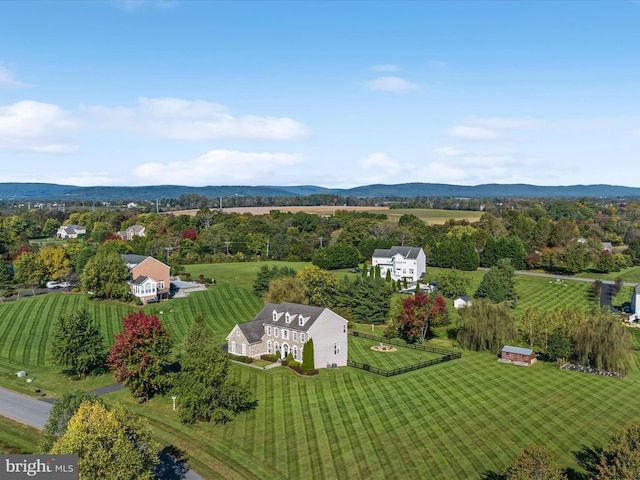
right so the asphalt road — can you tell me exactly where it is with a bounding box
[0,386,51,429]
[0,386,203,480]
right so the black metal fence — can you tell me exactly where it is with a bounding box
[348,331,461,377]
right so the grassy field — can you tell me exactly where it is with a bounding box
[3,262,640,478]
[0,416,40,454]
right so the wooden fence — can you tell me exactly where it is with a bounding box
[348,331,461,377]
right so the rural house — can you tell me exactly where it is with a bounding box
[371,246,426,283]
[56,224,86,239]
[121,254,170,303]
[226,302,348,368]
[500,345,536,366]
[117,225,146,241]
[454,296,472,309]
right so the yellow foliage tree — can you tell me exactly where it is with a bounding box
[51,400,158,480]
[39,245,71,280]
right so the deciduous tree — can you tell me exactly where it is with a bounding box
[297,265,337,307]
[107,312,173,401]
[81,250,130,300]
[456,299,517,353]
[50,308,105,378]
[594,423,640,479]
[51,400,159,480]
[503,443,566,480]
[396,291,448,344]
[436,269,470,298]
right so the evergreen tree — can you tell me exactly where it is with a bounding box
[50,308,105,378]
[302,338,314,371]
[175,316,256,424]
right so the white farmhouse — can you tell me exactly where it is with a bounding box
[226,302,348,368]
[56,224,86,239]
[371,246,426,283]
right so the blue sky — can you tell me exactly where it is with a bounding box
[0,0,639,188]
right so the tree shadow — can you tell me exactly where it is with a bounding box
[479,471,504,480]
[154,445,190,480]
[572,444,602,479]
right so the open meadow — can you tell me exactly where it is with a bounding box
[1,262,640,478]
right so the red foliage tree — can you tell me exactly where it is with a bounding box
[106,311,173,401]
[181,230,197,241]
[16,245,33,257]
[397,292,448,344]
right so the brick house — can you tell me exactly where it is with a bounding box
[226,302,348,368]
[121,254,170,303]
[501,345,536,366]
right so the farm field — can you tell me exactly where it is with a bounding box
[2,262,640,478]
[169,206,483,225]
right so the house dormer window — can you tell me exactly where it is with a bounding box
[273,310,277,321]
[285,312,291,324]
[298,316,304,326]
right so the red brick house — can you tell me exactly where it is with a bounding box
[122,254,170,303]
[501,345,536,366]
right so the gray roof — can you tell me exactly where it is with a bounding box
[132,275,149,286]
[121,254,150,266]
[502,345,534,356]
[455,296,472,302]
[372,246,423,260]
[237,302,330,344]
[60,224,85,233]
[127,225,145,233]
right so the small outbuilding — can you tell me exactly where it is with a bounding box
[500,345,536,366]
[454,296,472,309]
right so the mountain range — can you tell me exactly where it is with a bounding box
[1,182,639,201]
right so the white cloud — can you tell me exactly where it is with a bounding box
[450,126,502,140]
[132,149,308,185]
[367,76,419,94]
[433,146,463,157]
[371,64,399,72]
[0,101,80,153]
[355,152,406,183]
[83,97,310,140]
[0,67,29,88]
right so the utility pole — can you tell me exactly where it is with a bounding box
[156,198,159,214]
[319,237,323,248]
[266,240,270,258]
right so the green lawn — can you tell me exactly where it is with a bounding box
[348,335,445,370]
[0,415,41,454]
[3,263,640,479]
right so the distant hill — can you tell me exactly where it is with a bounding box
[0,182,639,200]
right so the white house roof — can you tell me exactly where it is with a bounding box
[502,345,534,356]
[372,246,423,260]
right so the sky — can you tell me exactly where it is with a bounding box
[0,0,639,188]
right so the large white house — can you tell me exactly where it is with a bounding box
[371,246,426,283]
[226,302,348,368]
[56,224,86,239]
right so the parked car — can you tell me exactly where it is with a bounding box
[46,281,60,289]
[350,267,362,273]
[58,281,70,288]
[146,297,159,304]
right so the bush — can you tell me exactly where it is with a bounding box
[133,297,143,306]
[288,364,319,376]
[260,354,279,363]
[229,355,253,364]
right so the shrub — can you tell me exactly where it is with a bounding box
[232,355,253,364]
[133,297,143,306]
[260,354,279,363]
